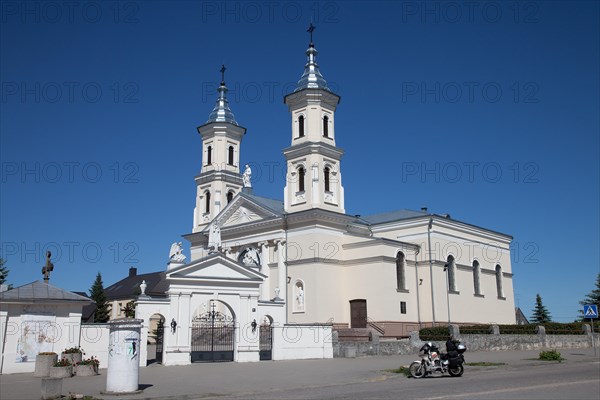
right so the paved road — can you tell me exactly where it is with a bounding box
[1,348,598,399]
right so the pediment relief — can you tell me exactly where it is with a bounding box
[167,255,265,282]
[222,206,264,227]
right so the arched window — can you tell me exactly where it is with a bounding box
[206,146,212,165]
[227,191,233,204]
[324,167,331,192]
[298,115,305,137]
[473,260,481,295]
[447,255,456,292]
[495,265,504,298]
[228,146,234,166]
[396,252,406,290]
[323,115,329,137]
[204,191,211,213]
[298,166,305,192]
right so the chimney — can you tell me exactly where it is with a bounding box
[421,207,428,213]
[129,267,137,277]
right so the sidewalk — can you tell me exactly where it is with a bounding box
[1,348,597,400]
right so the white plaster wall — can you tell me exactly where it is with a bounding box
[272,324,333,360]
[80,324,110,369]
[0,304,83,374]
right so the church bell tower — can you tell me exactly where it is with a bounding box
[193,66,246,233]
[283,25,345,213]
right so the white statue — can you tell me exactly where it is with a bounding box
[297,287,304,306]
[242,164,252,187]
[274,287,281,299]
[241,247,260,266]
[140,280,147,296]
[208,223,221,253]
[169,242,187,263]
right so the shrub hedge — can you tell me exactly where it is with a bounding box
[419,321,599,339]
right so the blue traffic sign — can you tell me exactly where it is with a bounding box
[583,305,598,318]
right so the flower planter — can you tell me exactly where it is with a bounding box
[75,364,98,376]
[60,352,82,365]
[34,354,58,377]
[49,365,73,378]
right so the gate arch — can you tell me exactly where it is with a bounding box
[190,300,236,362]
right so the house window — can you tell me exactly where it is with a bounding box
[400,301,407,314]
[396,251,406,290]
[298,115,305,137]
[206,145,212,165]
[298,166,305,192]
[227,191,233,204]
[447,255,456,292]
[228,146,234,165]
[205,191,211,213]
[495,264,504,298]
[473,260,481,295]
[324,167,331,192]
[323,115,329,137]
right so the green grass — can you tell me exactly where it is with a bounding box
[387,366,411,377]
[539,349,564,362]
[465,362,506,367]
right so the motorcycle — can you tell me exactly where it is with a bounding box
[409,341,466,378]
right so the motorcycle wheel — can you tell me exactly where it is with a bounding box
[448,364,464,377]
[409,361,426,378]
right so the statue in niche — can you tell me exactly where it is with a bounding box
[242,164,252,187]
[169,242,186,263]
[240,247,260,266]
[208,223,221,253]
[296,286,304,306]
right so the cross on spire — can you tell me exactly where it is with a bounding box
[42,251,54,283]
[307,23,315,46]
[220,64,226,85]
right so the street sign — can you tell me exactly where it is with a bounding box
[583,305,598,318]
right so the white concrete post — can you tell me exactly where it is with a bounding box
[105,319,142,394]
[259,242,269,301]
[276,240,286,301]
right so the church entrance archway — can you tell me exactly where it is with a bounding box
[191,301,235,362]
[350,299,367,328]
[148,313,165,365]
[259,315,273,361]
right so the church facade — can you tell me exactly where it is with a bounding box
[136,30,516,364]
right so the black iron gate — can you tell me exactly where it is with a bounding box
[259,324,273,360]
[191,307,235,362]
[155,323,164,364]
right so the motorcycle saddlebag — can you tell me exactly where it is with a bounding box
[448,356,462,368]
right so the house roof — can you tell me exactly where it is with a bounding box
[104,270,168,300]
[0,281,93,303]
[240,193,286,215]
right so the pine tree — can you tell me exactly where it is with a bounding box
[531,293,552,323]
[89,273,111,322]
[0,258,9,285]
[579,273,600,319]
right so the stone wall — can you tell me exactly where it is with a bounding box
[333,324,599,357]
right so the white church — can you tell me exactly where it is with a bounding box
[136,27,516,365]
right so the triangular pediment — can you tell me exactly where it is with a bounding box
[166,253,265,283]
[215,193,283,229]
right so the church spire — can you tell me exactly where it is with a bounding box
[295,23,329,92]
[207,64,238,125]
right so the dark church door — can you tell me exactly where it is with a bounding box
[350,299,367,328]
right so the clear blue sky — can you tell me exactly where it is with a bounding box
[1,1,598,322]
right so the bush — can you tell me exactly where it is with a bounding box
[419,326,449,341]
[460,325,491,334]
[539,349,562,361]
[63,346,83,354]
[77,356,99,367]
[54,358,72,367]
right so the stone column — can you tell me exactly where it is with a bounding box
[276,240,286,301]
[258,242,270,301]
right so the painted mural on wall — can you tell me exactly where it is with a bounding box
[15,314,56,362]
